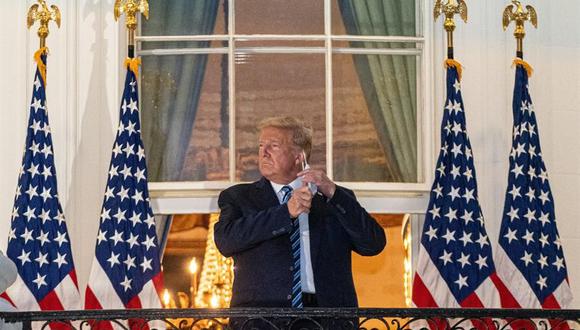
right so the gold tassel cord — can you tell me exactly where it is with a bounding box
[445,58,463,81]
[124,57,141,78]
[34,47,49,86]
[512,58,533,77]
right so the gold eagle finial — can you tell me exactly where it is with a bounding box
[503,1,537,55]
[114,0,149,32]
[434,0,468,53]
[27,0,61,48]
[114,0,149,57]
[434,0,468,28]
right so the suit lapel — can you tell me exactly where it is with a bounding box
[255,177,323,267]
[253,177,280,209]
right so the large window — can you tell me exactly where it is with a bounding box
[138,0,428,192]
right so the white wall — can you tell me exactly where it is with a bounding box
[0,0,578,307]
[435,0,580,307]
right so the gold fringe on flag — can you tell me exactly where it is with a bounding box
[124,57,142,78]
[512,58,533,77]
[34,47,49,86]
[445,59,463,81]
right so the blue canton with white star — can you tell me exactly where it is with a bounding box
[499,65,569,303]
[7,54,76,302]
[92,68,161,306]
[421,66,496,303]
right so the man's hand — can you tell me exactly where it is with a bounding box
[287,185,313,218]
[298,169,336,199]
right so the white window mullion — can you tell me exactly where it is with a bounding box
[324,0,333,180]
[235,47,325,54]
[333,36,424,43]
[137,35,423,44]
[228,0,236,183]
[138,48,228,56]
[332,48,422,55]
[422,0,435,187]
[136,35,229,42]
[416,53,426,184]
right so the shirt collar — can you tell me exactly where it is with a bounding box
[270,177,302,195]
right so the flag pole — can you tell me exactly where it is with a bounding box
[27,0,60,85]
[413,1,502,319]
[8,0,82,313]
[85,0,163,319]
[434,0,468,60]
[502,0,538,59]
[27,0,61,50]
[114,0,149,59]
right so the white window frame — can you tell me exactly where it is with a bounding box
[136,0,435,214]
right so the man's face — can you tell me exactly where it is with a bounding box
[258,127,301,184]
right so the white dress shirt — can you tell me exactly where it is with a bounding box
[270,179,316,294]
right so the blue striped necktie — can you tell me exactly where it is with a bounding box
[280,185,303,308]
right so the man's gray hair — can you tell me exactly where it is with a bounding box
[258,116,313,160]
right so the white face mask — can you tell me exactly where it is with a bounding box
[299,151,317,195]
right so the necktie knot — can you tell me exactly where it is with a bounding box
[281,185,293,204]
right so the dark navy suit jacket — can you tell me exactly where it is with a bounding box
[214,177,386,308]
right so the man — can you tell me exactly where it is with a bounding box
[214,116,386,326]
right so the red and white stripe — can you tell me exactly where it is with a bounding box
[84,257,163,330]
[412,245,503,330]
[494,247,573,329]
[3,270,79,312]
[1,271,80,330]
[495,247,572,309]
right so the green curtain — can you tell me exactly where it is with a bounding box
[141,0,220,181]
[339,0,417,182]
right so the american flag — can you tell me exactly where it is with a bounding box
[84,60,163,328]
[412,62,504,329]
[494,63,573,321]
[2,51,80,318]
